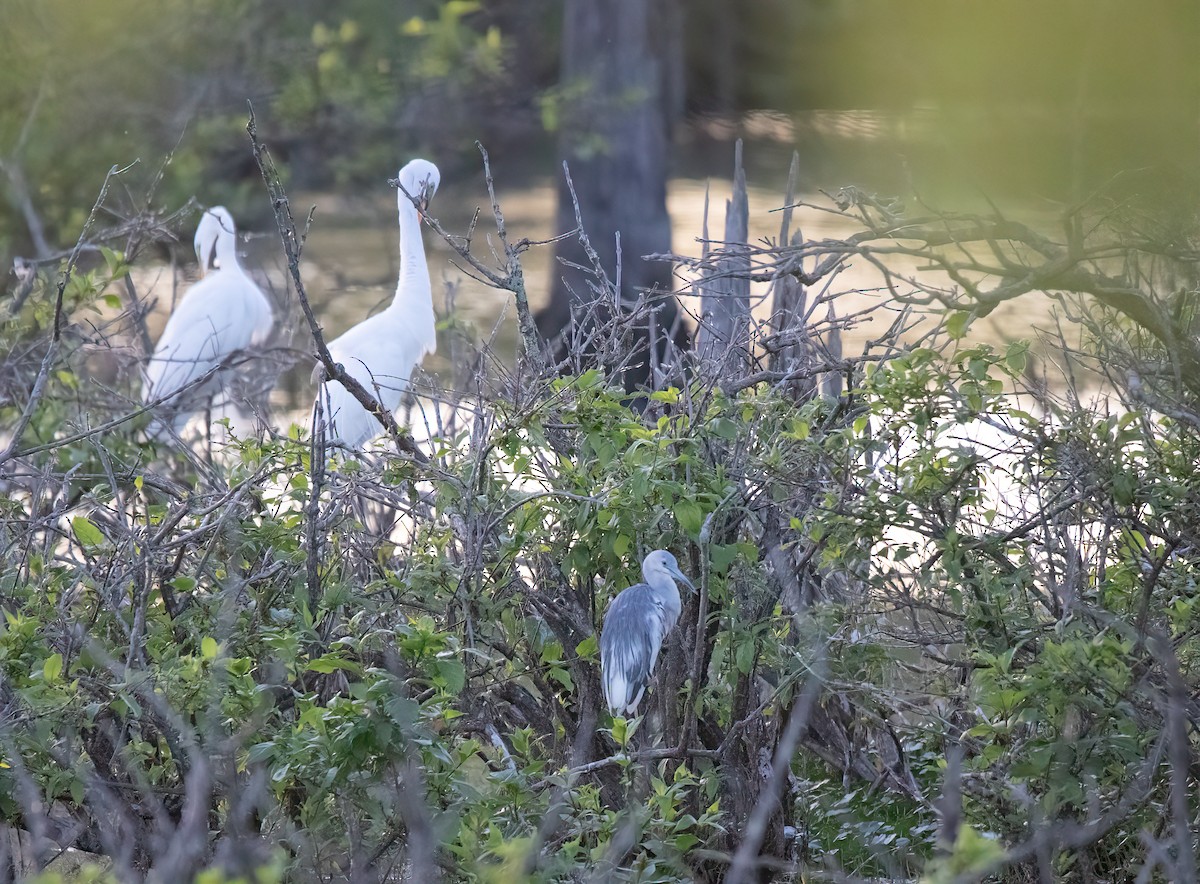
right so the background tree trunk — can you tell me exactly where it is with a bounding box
[537,0,689,389]
[695,140,750,371]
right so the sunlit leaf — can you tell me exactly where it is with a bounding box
[575,634,599,658]
[306,654,362,675]
[43,653,63,683]
[71,516,104,549]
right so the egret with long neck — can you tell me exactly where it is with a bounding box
[142,206,274,439]
[316,159,440,449]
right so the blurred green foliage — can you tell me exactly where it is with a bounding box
[695,0,1200,204]
[0,0,516,261]
[3,0,1196,266]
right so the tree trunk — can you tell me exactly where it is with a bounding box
[537,0,688,390]
[695,140,750,372]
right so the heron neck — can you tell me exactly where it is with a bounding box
[213,230,240,272]
[651,576,683,628]
[646,571,679,598]
[390,196,434,327]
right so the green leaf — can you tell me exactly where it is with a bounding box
[200,637,218,660]
[734,637,755,675]
[1004,341,1029,375]
[549,667,574,691]
[71,516,104,549]
[434,658,466,693]
[711,543,739,574]
[575,634,599,659]
[946,310,971,340]
[43,653,64,683]
[1112,472,1136,506]
[674,499,703,536]
[306,654,362,675]
[575,368,603,389]
[196,869,225,884]
[948,825,1005,872]
[674,833,700,851]
[246,742,274,764]
[100,245,126,277]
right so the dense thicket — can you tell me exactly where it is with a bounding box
[1,147,1199,881]
[2,2,1199,879]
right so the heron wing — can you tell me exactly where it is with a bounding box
[600,584,670,714]
[317,311,426,447]
[143,270,270,404]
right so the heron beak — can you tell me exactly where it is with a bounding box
[669,565,696,594]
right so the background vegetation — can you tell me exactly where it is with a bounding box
[3,0,1197,260]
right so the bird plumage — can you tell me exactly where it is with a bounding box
[142,207,273,438]
[600,550,695,716]
[317,158,440,449]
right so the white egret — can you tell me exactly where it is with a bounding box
[315,158,440,449]
[600,549,696,716]
[142,207,274,439]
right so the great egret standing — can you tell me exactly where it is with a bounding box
[142,207,274,439]
[600,549,696,716]
[315,159,440,449]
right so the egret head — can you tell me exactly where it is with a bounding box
[397,159,440,219]
[194,206,236,272]
[642,549,696,593]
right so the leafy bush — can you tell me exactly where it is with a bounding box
[2,157,1199,883]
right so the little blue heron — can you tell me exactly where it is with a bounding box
[314,159,440,449]
[600,549,696,716]
[142,206,274,439]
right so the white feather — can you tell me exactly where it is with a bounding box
[142,207,273,438]
[317,159,440,449]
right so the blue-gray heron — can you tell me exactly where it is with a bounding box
[600,549,696,716]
